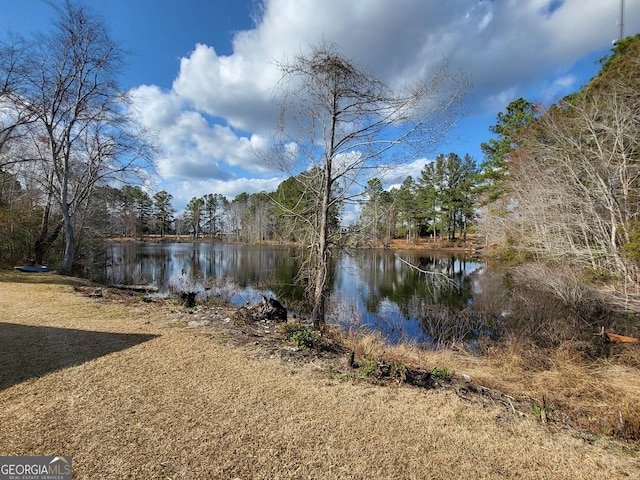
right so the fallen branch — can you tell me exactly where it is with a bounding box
[598,326,638,344]
[394,254,459,292]
[109,284,158,293]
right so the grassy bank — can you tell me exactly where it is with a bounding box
[0,271,638,479]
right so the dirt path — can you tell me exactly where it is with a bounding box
[0,273,638,479]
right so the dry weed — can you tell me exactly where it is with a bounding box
[328,318,640,442]
[1,272,639,479]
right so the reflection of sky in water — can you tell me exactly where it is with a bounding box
[327,252,485,344]
[100,243,487,344]
[228,286,277,306]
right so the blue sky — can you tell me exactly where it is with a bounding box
[2,0,639,214]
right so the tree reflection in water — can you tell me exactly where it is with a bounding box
[94,242,501,345]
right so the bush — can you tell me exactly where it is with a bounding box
[621,222,640,262]
[279,322,320,350]
[430,366,450,379]
[354,356,409,384]
[582,266,616,283]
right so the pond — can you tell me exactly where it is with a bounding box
[92,242,613,348]
[94,242,508,345]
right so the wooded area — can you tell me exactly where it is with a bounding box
[1,1,640,315]
[478,35,640,302]
[0,2,154,272]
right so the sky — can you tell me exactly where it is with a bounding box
[2,0,639,215]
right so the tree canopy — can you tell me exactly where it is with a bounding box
[271,43,468,327]
[478,34,640,295]
[0,1,155,272]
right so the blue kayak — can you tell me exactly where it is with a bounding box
[14,265,51,273]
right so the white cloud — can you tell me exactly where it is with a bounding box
[172,43,279,133]
[478,11,494,31]
[482,87,519,114]
[541,74,578,103]
[129,0,640,201]
[128,84,183,129]
[130,85,273,181]
[171,0,635,127]
[379,158,433,191]
[168,176,286,213]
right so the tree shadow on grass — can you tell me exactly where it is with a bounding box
[0,323,159,391]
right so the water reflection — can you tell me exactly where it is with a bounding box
[333,250,486,345]
[95,242,487,344]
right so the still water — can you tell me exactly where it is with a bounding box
[95,242,505,346]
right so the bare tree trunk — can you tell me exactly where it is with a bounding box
[311,96,337,329]
[60,163,75,273]
[270,43,466,328]
[34,170,60,265]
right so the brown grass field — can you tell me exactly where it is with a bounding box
[0,271,639,479]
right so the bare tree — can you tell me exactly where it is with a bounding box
[358,178,396,247]
[1,1,155,272]
[270,43,468,328]
[0,36,37,155]
[509,80,640,289]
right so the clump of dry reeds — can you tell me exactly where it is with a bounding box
[466,332,640,440]
[326,313,640,441]
[417,305,497,348]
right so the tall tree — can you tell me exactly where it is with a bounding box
[458,154,479,241]
[152,190,174,237]
[121,186,152,238]
[271,170,328,243]
[476,98,537,247]
[359,178,395,246]
[185,196,204,239]
[247,191,275,243]
[83,185,122,238]
[272,43,467,328]
[226,192,249,241]
[0,1,155,272]
[417,162,443,240]
[479,98,537,203]
[202,193,227,238]
[395,176,420,244]
[419,153,478,241]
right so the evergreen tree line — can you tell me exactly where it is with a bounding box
[0,147,482,269]
[359,153,478,247]
[80,150,480,248]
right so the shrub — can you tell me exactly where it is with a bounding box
[354,356,409,384]
[582,266,616,283]
[279,322,320,350]
[621,221,640,262]
[430,366,451,379]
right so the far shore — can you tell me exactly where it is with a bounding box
[106,234,484,253]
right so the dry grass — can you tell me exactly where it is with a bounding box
[334,327,640,442]
[1,271,639,479]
